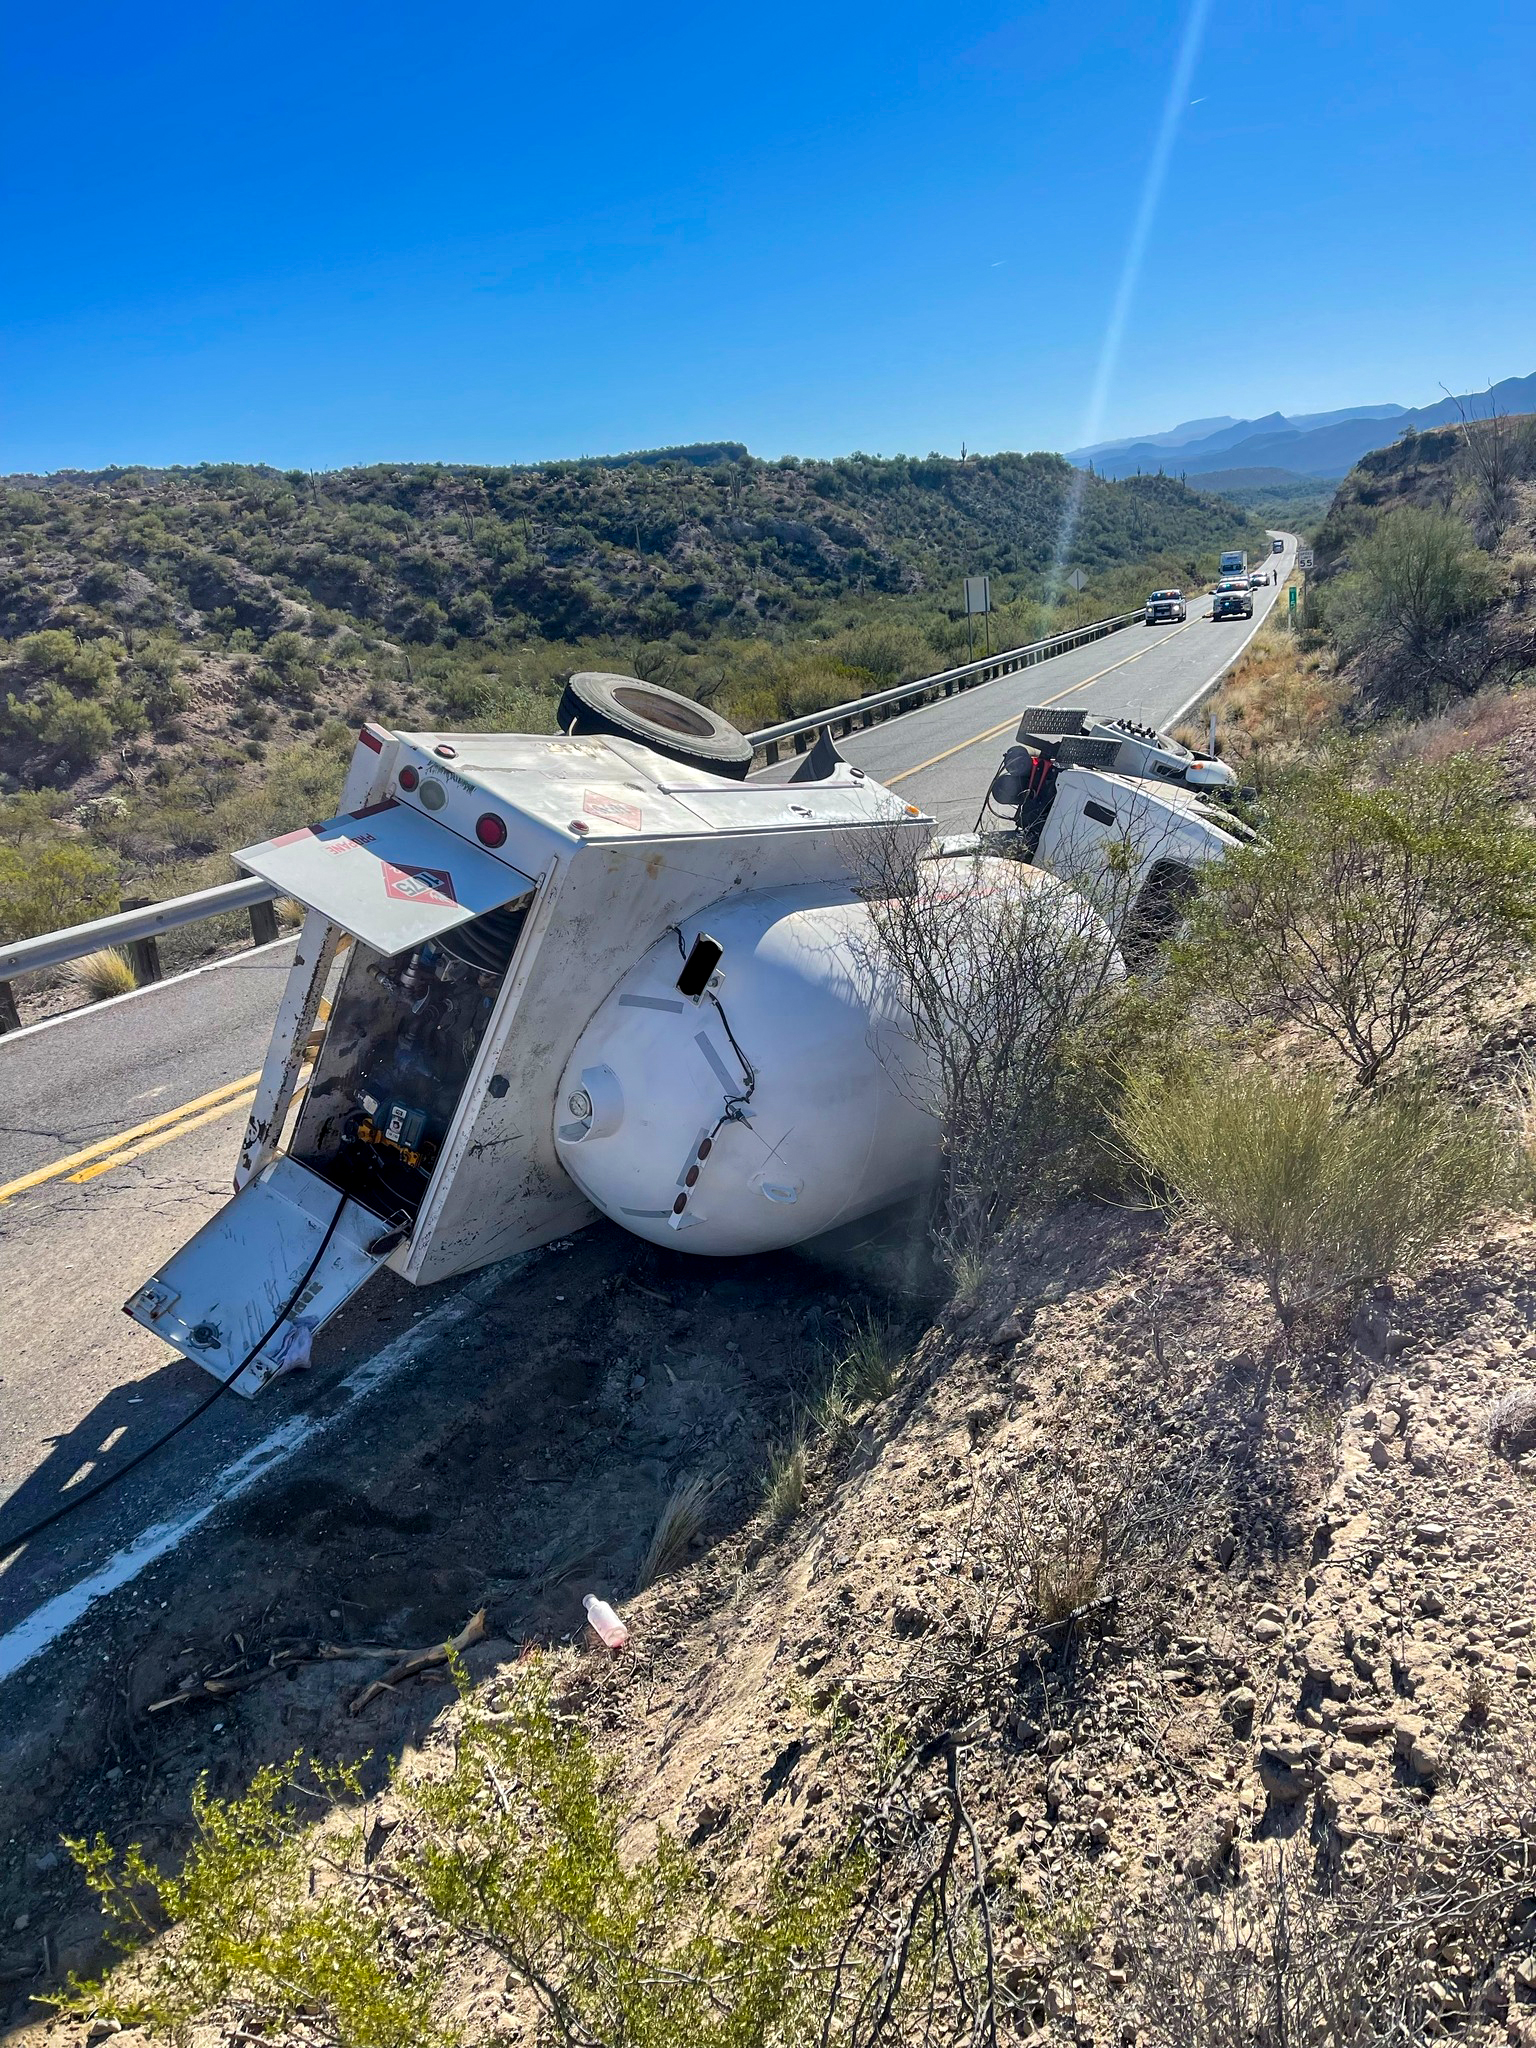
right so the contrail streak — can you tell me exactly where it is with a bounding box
[1048,0,1215,596]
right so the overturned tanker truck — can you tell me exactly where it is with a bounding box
[125,673,1240,1396]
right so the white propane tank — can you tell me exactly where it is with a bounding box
[553,859,1103,1256]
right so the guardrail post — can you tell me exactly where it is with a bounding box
[249,899,280,947]
[120,898,163,985]
[127,934,163,983]
[0,980,20,1035]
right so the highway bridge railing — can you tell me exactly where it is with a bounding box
[0,607,1137,1029]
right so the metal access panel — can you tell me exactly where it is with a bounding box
[235,801,535,956]
[123,1155,395,1397]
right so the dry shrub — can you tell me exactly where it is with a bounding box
[1395,684,1533,769]
[1510,1054,1536,1174]
[762,1438,807,1526]
[1000,1450,1208,1634]
[852,831,1123,1279]
[1485,1384,1536,1459]
[1174,751,1536,1087]
[70,945,138,1001]
[1115,1059,1521,1331]
[1189,631,1348,775]
[1126,1757,1536,2048]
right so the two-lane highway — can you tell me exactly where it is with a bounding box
[771,542,1293,825]
[0,533,1292,1667]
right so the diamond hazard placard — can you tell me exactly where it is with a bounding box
[381,862,457,908]
[583,789,644,831]
[236,800,532,956]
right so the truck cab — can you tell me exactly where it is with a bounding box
[959,706,1247,956]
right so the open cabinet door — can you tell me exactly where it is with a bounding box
[235,800,535,955]
[124,1155,397,1397]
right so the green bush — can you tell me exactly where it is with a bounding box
[1,682,116,769]
[10,628,122,693]
[66,1758,440,2048]
[1174,751,1536,1086]
[68,1671,893,2048]
[1114,1057,1522,1329]
[0,836,119,942]
[1326,505,1496,662]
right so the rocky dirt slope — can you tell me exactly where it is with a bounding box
[13,1180,1534,2045]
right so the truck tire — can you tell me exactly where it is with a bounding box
[557,672,754,780]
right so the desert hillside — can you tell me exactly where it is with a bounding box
[6,412,1536,2046]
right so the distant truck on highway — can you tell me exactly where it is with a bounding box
[1219,548,1248,577]
[124,677,1242,1396]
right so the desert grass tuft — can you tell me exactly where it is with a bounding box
[70,946,138,1002]
[636,1472,719,1590]
[762,1439,807,1527]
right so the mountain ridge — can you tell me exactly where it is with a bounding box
[1074,378,1535,480]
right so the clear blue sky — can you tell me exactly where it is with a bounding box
[2,0,1532,473]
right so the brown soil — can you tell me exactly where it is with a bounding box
[0,1215,936,2031]
[6,1181,1536,2045]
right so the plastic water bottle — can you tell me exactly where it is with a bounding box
[583,1594,629,1650]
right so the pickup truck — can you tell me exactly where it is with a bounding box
[1212,578,1255,621]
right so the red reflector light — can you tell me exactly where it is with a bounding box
[475,812,507,848]
[398,766,419,791]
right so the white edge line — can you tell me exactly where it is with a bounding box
[1165,533,1295,732]
[0,933,299,1047]
[0,1250,540,1686]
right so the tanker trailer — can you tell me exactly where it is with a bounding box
[123,677,1107,1395]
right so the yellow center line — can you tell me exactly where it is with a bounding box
[66,1089,260,1184]
[0,1071,264,1204]
[885,617,1200,787]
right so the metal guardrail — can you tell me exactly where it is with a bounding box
[0,608,1136,1027]
[746,610,1137,763]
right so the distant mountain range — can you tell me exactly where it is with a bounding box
[1071,375,1536,481]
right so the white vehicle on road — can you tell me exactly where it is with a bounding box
[1211,578,1255,621]
[1143,589,1188,624]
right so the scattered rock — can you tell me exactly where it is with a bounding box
[1256,1728,1322,1804]
[1339,1713,1394,1743]
[1393,1717,1443,1781]
[1178,1803,1236,1879]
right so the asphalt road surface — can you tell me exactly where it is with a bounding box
[0,534,1292,1665]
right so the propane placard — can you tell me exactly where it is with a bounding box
[237,801,535,955]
